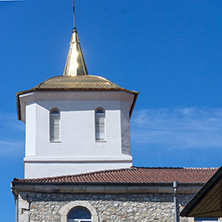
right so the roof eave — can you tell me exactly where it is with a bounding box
[12,180,204,186]
[17,88,138,120]
[129,91,139,118]
[11,181,203,195]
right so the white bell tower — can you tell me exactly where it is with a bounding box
[17,26,138,179]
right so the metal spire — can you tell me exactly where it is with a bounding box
[63,0,88,76]
[73,0,76,30]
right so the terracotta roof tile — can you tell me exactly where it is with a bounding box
[13,167,218,184]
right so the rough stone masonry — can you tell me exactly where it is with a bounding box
[17,192,195,222]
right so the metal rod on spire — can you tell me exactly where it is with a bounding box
[73,0,76,30]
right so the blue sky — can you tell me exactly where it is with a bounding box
[1,0,222,220]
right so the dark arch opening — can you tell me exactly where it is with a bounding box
[67,207,91,220]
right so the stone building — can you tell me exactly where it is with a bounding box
[11,14,219,222]
[12,167,217,222]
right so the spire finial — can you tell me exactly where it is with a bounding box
[63,0,88,76]
[73,0,76,30]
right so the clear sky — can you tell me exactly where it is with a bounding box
[1,0,222,220]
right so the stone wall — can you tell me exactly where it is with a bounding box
[18,192,194,222]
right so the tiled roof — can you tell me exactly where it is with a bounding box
[13,167,218,184]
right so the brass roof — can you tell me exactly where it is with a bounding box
[16,75,138,120]
[34,75,126,90]
[17,27,138,120]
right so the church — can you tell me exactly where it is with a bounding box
[11,5,219,222]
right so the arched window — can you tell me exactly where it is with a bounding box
[59,201,98,222]
[50,108,60,142]
[67,207,92,222]
[95,108,105,141]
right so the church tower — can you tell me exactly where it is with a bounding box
[16,19,138,179]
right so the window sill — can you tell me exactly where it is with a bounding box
[50,140,61,143]
[96,140,106,142]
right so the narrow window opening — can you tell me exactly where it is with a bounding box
[95,108,105,141]
[50,108,60,142]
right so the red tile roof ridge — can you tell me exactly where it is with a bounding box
[182,167,218,170]
[132,166,218,170]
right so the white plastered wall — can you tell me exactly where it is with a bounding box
[22,91,134,178]
[120,101,131,155]
[25,103,36,156]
